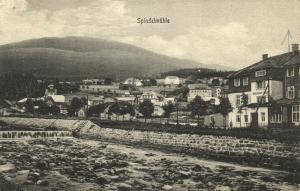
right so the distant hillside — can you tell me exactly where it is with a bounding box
[161,68,234,79]
[0,37,232,79]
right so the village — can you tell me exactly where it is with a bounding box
[1,44,299,129]
[1,1,300,190]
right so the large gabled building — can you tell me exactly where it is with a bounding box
[278,44,300,126]
[227,44,300,128]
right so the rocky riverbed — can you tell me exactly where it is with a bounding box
[0,138,299,191]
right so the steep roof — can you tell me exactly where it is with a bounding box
[228,52,300,78]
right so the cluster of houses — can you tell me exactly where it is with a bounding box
[77,75,227,120]
[0,84,68,116]
[1,44,299,128]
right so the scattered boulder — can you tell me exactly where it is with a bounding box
[134,179,152,188]
[37,180,50,186]
[95,176,110,185]
[117,183,132,191]
[192,164,202,172]
[145,153,156,157]
[162,185,173,191]
[178,171,191,179]
[27,172,40,182]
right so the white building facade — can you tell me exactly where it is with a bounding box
[227,54,286,128]
[187,88,213,102]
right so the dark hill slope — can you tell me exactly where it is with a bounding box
[0,37,230,79]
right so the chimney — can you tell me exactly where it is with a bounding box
[262,54,268,60]
[292,44,299,54]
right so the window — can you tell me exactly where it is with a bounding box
[287,86,295,99]
[255,70,266,77]
[236,115,241,123]
[234,78,240,87]
[244,115,248,123]
[271,113,282,123]
[286,68,294,77]
[236,95,241,107]
[261,112,266,122]
[292,105,300,122]
[257,96,266,104]
[242,77,249,86]
[256,81,265,89]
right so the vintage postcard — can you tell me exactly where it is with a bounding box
[0,0,299,190]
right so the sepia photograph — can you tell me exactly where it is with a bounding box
[0,0,299,190]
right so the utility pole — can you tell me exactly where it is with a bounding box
[281,30,293,52]
[176,104,179,125]
[267,77,271,128]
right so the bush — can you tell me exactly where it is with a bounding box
[0,120,7,127]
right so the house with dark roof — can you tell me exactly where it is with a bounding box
[277,44,300,126]
[226,43,300,128]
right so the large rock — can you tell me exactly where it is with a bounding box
[95,176,111,185]
[117,183,132,191]
[162,185,173,191]
[37,180,50,186]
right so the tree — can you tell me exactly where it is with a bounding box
[24,98,34,114]
[50,105,60,115]
[206,100,218,114]
[69,97,84,116]
[211,79,220,86]
[218,97,232,128]
[149,79,157,86]
[81,97,88,106]
[86,106,97,117]
[162,102,174,123]
[189,96,207,127]
[169,87,189,101]
[95,103,107,116]
[0,72,44,101]
[238,93,249,128]
[35,100,50,115]
[139,99,154,122]
[108,102,120,120]
[119,102,135,121]
[86,103,107,118]
[241,93,249,107]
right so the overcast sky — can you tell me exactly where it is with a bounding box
[0,0,300,69]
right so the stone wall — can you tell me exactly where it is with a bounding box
[81,123,300,171]
[1,117,299,171]
[0,117,92,131]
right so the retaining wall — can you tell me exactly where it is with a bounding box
[80,124,300,170]
[0,117,92,131]
[1,117,299,171]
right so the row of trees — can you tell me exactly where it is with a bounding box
[0,72,45,102]
[86,99,154,122]
[24,99,60,115]
[23,94,233,127]
[84,96,233,126]
[87,101,135,120]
